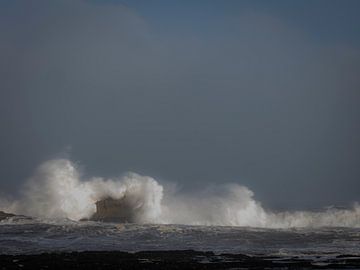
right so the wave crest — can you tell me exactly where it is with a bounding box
[2,159,359,228]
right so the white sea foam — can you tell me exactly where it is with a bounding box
[2,159,360,228]
[5,159,163,222]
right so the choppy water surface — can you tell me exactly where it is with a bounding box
[0,217,359,260]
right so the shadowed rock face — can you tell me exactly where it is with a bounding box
[90,198,135,223]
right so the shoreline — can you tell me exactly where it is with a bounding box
[1,250,360,269]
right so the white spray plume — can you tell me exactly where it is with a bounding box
[2,159,360,228]
[7,159,163,222]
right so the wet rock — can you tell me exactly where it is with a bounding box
[0,211,16,221]
[0,250,359,269]
[0,211,32,222]
[90,197,135,223]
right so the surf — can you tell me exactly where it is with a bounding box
[1,159,359,228]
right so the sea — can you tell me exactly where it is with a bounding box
[1,216,359,263]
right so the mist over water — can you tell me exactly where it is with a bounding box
[2,159,360,228]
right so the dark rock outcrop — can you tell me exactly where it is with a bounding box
[1,250,360,269]
[0,211,16,221]
[90,197,135,223]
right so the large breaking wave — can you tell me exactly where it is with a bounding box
[1,159,359,228]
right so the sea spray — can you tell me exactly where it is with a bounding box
[1,159,360,227]
[8,159,163,222]
[161,184,268,226]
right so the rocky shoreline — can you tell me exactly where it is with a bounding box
[0,211,16,221]
[0,250,360,269]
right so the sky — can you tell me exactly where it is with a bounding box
[0,0,359,210]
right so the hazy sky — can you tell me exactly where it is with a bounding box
[1,0,359,209]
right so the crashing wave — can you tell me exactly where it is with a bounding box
[1,159,359,228]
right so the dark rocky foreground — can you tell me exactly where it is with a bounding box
[1,250,360,270]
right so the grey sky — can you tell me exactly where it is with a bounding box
[1,0,359,209]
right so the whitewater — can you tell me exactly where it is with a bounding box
[1,159,359,228]
[1,159,360,258]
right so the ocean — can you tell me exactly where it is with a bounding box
[1,159,360,268]
[1,217,359,259]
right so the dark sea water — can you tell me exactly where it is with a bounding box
[0,216,359,262]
